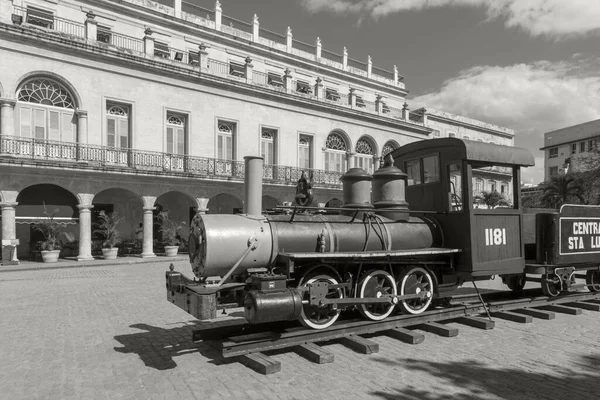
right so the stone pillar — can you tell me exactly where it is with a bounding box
[283,68,293,94]
[215,0,222,30]
[198,43,209,71]
[402,102,411,122]
[1,202,19,265]
[346,152,356,170]
[394,65,399,86]
[196,198,209,214]
[141,207,155,258]
[174,0,182,18]
[85,11,97,41]
[367,55,372,78]
[342,46,348,71]
[252,14,259,42]
[0,98,16,137]
[75,109,88,144]
[421,107,428,125]
[314,77,323,99]
[316,37,322,59]
[244,56,253,84]
[77,204,94,261]
[375,95,385,115]
[1,0,12,25]
[143,28,154,56]
[286,27,292,53]
[349,88,357,109]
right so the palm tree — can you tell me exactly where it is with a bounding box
[474,191,510,209]
[538,173,585,209]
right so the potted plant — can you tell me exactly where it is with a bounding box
[158,210,185,257]
[33,205,64,263]
[93,210,124,260]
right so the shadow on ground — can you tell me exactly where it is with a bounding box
[370,353,600,400]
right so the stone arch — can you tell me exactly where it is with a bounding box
[155,190,197,242]
[326,129,351,152]
[382,140,400,157]
[207,193,243,214]
[355,135,378,173]
[93,188,144,247]
[356,135,378,156]
[15,184,79,259]
[262,195,278,212]
[15,71,82,109]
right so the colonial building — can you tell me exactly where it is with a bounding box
[542,119,600,180]
[0,0,513,264]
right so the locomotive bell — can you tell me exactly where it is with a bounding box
[340,168,373,212]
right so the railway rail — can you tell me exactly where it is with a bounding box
[192,289,600,374]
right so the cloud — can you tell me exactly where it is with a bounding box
[302,0,600,38]
[410,59,600,184]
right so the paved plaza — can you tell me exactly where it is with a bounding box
[1,259,600,400]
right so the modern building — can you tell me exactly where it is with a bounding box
[541,119,600,180]
[0,0,514,264]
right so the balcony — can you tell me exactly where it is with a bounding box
[0,135,343,187]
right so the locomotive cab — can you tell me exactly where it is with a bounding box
[391,138,535,279]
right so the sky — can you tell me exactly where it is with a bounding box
[186,0,600,184]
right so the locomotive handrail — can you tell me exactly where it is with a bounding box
[217,236,258,286]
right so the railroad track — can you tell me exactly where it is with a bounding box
[193,289,600,375]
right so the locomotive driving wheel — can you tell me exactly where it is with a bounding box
[357,270,397,321]
[297,271,344,330]
[396,266,434,315]
[586,270,600,292]
[541,274,561,297]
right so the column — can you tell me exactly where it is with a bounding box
[85,11,97,41]
[316,37,322,59]
[367,55,372,78]
[1,202,19,265]
[252,14,259,42]
[214,0,222,30]
[198,43,209,71]
[342,47,348,71]
[0,98,16,137]
[346,152,356,170]
[402,102,411,122]
[283,68,293,94]
[314,77,323,99]
[77,204,94,261]
[141,207,155,258]
[244,56,253,84]
[349,88,357,109]
[375,95,384,115]
[286,27,292,53]
[144,28,154,56]
[75,109,88,161]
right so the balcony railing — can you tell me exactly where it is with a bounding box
[0,135,343,187]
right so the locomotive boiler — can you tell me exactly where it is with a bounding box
[166,138,600,330]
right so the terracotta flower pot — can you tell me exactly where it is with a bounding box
[164,245,179,257]
[102,247,118,260]
[41,250,60,263]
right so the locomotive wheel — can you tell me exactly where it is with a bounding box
[541,274,561,297]
[586,270,600,292]
[297,273,343,330]
[396,266,434,315]
[505,273,526,292]
[357,270,397,321]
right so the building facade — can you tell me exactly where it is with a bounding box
[542,119,600,180]
[0,0,513,263]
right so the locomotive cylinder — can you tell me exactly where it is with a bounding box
[244,289,303,324]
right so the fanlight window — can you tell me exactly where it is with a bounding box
[18,78,75,109]
[356,139,374,155]
[355,138,374,173]
[167,115,184,126]
[108,106,128,117]
[325,132,347,172]
[382,142,398,157]
[326,132,347,151]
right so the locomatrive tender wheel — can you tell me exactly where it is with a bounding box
[505,273,526,292]
[586,270,600,292]
[396,266,434,315]
[541,274,561,297]
[357,270,397,321]
[298,272,344,330]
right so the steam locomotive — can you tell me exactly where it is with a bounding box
[166,138,600,330]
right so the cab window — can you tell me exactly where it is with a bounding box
[448,163,463,212]
[406,154,440,186]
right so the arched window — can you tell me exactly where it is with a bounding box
[382,141,398,158]
[261,128,277,165]
[325,132,348,172]
[217,121,236,160]
[16,77,76,141]
[166,114,186,155]
[298,135,312,169]
[106,104,130,148]
[355,138,374,173]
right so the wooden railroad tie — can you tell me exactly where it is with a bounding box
[566,302,600,312]
[383,328,425,344]
[239,352,281,375]
[512,308,556,320]
[339,335,379,354]
[454,317,495,330]
[294,343,334,364]
[491,311,532,324]
[537,305,582,315]
[415,322,459,337]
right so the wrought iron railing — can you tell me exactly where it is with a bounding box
[0,135,343,187]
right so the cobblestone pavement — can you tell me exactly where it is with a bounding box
[1,261,600,400]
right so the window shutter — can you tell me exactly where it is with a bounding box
[119,119,128,148]
[226,135,232,160]
[20,107,32,137]
[107,118,116,147]
[61,112,74,142]
[34,109,46,139]
[48,111,60,141]
[176,128,184,155]
[166,127,174,153]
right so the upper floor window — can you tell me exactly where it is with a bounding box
[261,128,277,165]
[382,141,398,158]
[325,88,340,102]
[267,73,283,87]
[549,147,558,158]
[432,129,441,137]
[474,178,483,195]
[16,78,76,142]
[97,26,112,44]
[500,181,510,195]
[229,62,245,77]
[489,181,497,192]
[448,132,456,138]
[405,154,440,186]
[106,103,130,148]
[355,95,366,108]
[27,7,54,29]
[381,102,390,114]
[324,132,347,172]
[571,143,577,155]
[580,141,586,153]
[217,120,235,160]
[188,51,199,65]
[298,135,312,169]
[166,114,186,155]
[154,41,170,59]
[355,138,374,173]
[296,80,312,94]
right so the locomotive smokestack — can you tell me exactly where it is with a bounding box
[244,156,264,216]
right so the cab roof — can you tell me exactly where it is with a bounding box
[392,138,535,167]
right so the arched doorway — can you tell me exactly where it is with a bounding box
[355,136,377,173]
[207,193,243,214]
[324,131,349,173]
[16,184,78,259]
[154,191,196,252]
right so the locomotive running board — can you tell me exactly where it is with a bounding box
[215,291,600,359]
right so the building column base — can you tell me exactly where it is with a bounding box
[77,255,94,261]
[141,252,156,258]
